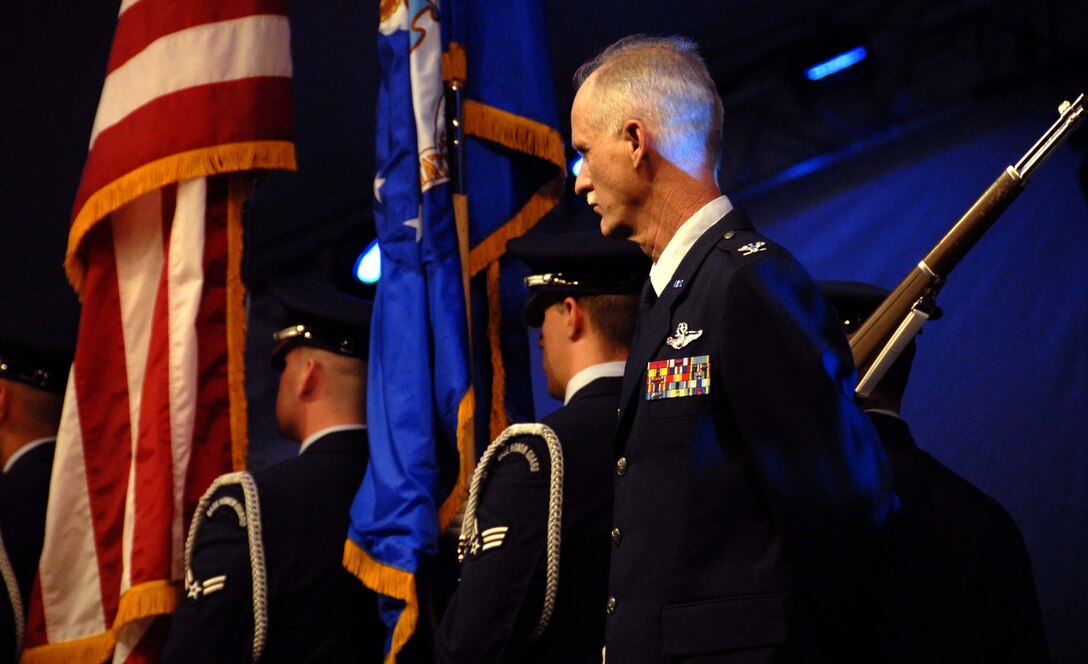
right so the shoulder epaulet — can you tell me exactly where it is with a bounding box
[715,227,770,260]
[459,423,564,641]
[0,529,24,661]
[185,471,268,662]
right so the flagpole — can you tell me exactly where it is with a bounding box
[444,45,473,339]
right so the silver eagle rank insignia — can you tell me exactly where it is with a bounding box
[738,241,766,256]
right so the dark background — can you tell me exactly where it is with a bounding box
[2,1,1086,660]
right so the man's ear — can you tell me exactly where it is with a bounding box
[0,383,9,425]
[564,296,587,341]
[297,357,322,400]
[623,119,647,169]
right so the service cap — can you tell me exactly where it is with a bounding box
[267,278,373,369]
[0,335,74,395]
[507,232,650,327]
[819,280,942,335]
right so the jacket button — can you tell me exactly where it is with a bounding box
[606,596,617,615]
[611,528,622,545]
[724,230,735,239]
[616,457,628,476]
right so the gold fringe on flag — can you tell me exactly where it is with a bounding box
[20,581,180,664]
[19,631,114,664]
[343,542,418,663]
[111,580,180,626]
[486,262,509,440]
[462,100,565,169]
[227,175,251,472]
[67,141,296,294]
[442,43,467,83]
[459,97,567,279]
[438,388,476,531]
[468,177,565,277]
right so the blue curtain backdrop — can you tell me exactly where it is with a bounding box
[744,103,1088,661]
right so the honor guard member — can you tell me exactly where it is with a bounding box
[0,335,70,664]
[161,278,384,664]
[436,232,649,662]
[570,36,897,661]
[822,281,1049,663]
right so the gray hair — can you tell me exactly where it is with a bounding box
[574,35,723,175]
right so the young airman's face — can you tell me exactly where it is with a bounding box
[538,302,569,401]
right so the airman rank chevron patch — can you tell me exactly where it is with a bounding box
[480,526,509,552]
[469,526,510,556]
[646,355,711,400]
[184,569,227,601]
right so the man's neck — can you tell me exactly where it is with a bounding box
[563,360,627,405]
[297,422,367,455]
[0,429,53,469]
[3,435,55,473]
[643,167,721,261]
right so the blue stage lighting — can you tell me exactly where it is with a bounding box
[354,239,381,284]
[570,154,583,177]
[805,46,867,81]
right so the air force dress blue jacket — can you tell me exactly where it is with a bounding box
[605,209,896,662]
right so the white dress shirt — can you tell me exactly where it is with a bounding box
[648,195,734,296]
[563,361,626,405]
[3,437,54,473]
[298,424,367,456]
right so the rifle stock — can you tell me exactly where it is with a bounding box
[850,94,1085,397]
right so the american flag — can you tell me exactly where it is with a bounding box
[21,1,294,661]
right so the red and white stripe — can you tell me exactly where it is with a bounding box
[71,0,294,239]
[24,0,293,660]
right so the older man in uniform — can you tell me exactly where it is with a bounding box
[436,232,649,662]
[570,35,897,661]
[161,278,384,663]
[822,281,1050,663]
[0,337,70,664]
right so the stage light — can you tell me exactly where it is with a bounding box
[354,239,381,284]
[805,46,867,81]
[570,154,583,177]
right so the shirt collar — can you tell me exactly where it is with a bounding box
[563,361,626,405]
[298,424,367,456]
[3,437,55,473]
[649,195,734,296]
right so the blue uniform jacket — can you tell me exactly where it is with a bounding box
[606,209,896,662]
[437,376,621,662]
[868,412,1049,663]
[161,429,384,663]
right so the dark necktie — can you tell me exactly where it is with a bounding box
[639,277,658,319]
[635,276,652,309]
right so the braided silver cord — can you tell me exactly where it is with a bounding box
[0,529,24,661]
[186,471,268,662]
[460,423,564,642]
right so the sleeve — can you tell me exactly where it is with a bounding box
[718,253,899,655]
[160,482,257,664]
[969,506,1050,662]
[719,253,897,544]
[435,434,552,663]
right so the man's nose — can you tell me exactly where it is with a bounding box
[573,168,591,197]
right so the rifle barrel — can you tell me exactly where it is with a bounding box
[849,93,1085,389]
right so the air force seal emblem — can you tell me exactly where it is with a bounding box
[666,322,703,349]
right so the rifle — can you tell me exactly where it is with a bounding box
[851,93,1086,398]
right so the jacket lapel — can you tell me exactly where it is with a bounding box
[614,208,754,453]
